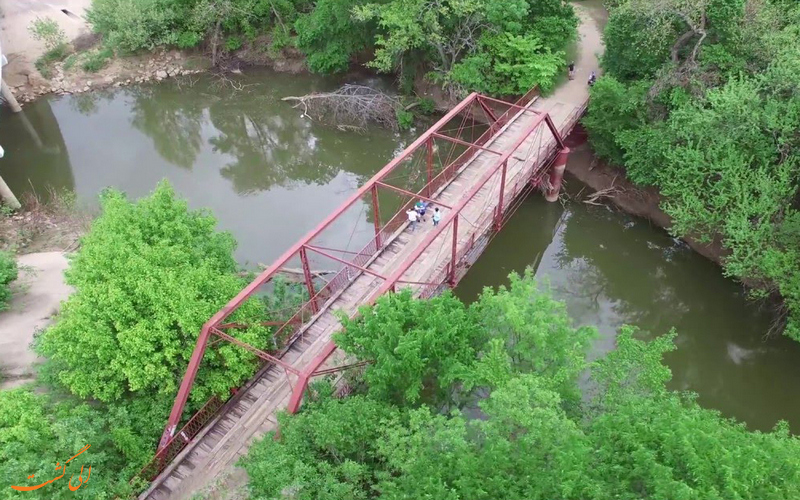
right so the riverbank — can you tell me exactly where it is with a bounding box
[565,132,727,266]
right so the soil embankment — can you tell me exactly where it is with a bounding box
[0,252,71,389]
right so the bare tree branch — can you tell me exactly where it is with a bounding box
[282,84,402,130]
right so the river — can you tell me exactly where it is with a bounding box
[2,70,799,433]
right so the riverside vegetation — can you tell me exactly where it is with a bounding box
[85,0,578,98]
[241,272,800,500]
[0,182,299,498]
[582,0,800,340]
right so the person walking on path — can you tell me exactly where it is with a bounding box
[406,208,419,231]
[568,61,575,80]
[432,207,442,227]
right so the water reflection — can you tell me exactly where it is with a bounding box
[130,84,205,170]
[457,175,800,432]
[0,70,411,266]
[0,100,74,197]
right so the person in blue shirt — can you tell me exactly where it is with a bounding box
[415,199,428,221]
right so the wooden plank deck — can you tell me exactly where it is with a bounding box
[140,95,584,500]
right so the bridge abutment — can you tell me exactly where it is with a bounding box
[545,148,570,202]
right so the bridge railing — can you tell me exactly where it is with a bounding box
[137,88,550,486]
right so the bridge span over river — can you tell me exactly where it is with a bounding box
[138,85,588,499]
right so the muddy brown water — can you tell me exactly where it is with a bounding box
[2,70,799,433]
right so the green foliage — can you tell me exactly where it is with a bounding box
[0,389,150,499]
[470,270,596,406]
[81,46,114,72]
[34,43,70,79]
[241,393,401,500]
[244,278,800,500]
[294,0,373,73]
[29,17,66,51]
[87,0,190,52]
[451,32,565,96]
[582,76,651,166]
[602,3,676,81]
[224,35,243,51]
[394,108,414,130]
[336,289,482,407]
[0,251,18,311]
[585,0,800,340]
[34,181,270,404]
[415,96,436,114]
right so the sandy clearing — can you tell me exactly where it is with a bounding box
[0,251,71,389]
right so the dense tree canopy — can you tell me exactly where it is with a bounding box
[87,0,577,97]
[584,0,800,340]
[35,181,270,404]
[242,273,800,499]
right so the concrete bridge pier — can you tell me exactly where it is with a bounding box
[545,148,570,202]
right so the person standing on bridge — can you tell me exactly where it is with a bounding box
[415,199,429,221]
[568,61,575,80]
[432,207,442,227]
[406,208,419,231]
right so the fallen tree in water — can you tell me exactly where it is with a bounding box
[282,84,405,131]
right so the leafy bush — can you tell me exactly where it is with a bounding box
[451,32,565,96]
[602,6,675,81]
[336,289,482,407]
[224,35,243,51]
[28,17,66,51]
[0,251,18,310]
[34,181,270,404]
[87,0,192,52]
[30,18,70,80]
[581,76,651,166]
[395,108,414,130]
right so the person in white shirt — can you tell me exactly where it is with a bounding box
[406,209,419,231]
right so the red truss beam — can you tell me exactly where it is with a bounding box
[304,245,388,280]
[159,92,485,447]
[287,100,562,414]
[311,360,372,377]
[211,327,301,375]
[374,181,452,209]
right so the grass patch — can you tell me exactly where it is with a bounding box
[34,44,70,79]
[81,46,114,72]
[62,53,79,71]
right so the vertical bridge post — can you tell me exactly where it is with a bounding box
[371,184,381,249]
[545,148,570,202]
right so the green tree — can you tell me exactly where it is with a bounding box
[450,32,565,95]
[35,181,270,404]
[241,393,402,500]
[335,289,482,407]
[0,389,145,499]
[243,279,800,499]
[471,270,595,406]
[294,0,374,73]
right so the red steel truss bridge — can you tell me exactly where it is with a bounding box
[138,88,587,500]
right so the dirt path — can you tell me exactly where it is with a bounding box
[0,0,92,88]
[0,251,71,389]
